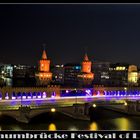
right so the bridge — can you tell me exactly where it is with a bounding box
[0,86,140,123]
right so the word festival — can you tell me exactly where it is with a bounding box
[0,131,140,140]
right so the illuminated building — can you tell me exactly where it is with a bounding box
[128,65,138,86]
[92,61,110,86]
[109,63,138,86]
[0,64,13,86]
[52,64,64,85]
[13,65,36,87]
[35,49,52,86]
[64,63,81,87]
[77,53,94,87]
[109,63,129,86]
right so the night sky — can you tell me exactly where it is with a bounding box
[0,4,140,66]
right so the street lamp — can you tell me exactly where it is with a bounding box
[93,104,96,108]
[124,101,127,106]
[51,108,56,112]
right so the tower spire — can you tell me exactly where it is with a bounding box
[42,44,47,59]
[84,53,89,61]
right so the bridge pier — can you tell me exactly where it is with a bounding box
[15,106,30,123]
[71,103,91,120]
[73,103,91,116]
[126,101,136,113]
[126,101,140,114]
[84,103,91,115]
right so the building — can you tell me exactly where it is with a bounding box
[109,63,129,86]
[109,63,138,87]
[52,64,64,85]
[0,64,13,86]
[64,63,81,87]
[128,65,138,86]
[92,61,110,86]
[35,49,52,86]
[13,65,36,87]
[77,53,94,87]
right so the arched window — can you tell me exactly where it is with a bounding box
[5,92,9,100]
[51,92,56,98]
[37,92,41,99]
[12,92,16,100]
[42,92,47,98]
[17,92,22,99]
[27,92,32,99]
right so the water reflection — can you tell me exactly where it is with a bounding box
[0,109,140,130]
[113,117,130,130]
[48,123,56,131]
[89,122,98,130]
[68,126,78,130]
[11,125,22,131]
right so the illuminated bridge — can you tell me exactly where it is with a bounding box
[0,86,140,123]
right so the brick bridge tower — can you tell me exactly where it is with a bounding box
[36,49,52,86]
[78,53,94,87]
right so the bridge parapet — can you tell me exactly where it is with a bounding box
[0,86,61,99]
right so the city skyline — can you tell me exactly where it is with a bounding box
[0,4,140,66]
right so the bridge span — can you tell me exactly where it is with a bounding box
[0,86,140,123]
[0,95,140,123]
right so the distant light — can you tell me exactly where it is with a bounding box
[51,108,56,112]
[85,89,91,94]
[75,66,80,69]
[56,65,60,67]
[42,96,46,98]
[93,104,96,108]
[42,92,47,98]
[27,96,31,99]
[12,97,16,100]
[33,96,36,99]
[66,90,69,93]
[37,95,41,99]
[5,96,9,100]
[22,96,26,99]
[124,87,127,90]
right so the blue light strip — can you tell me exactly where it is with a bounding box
[1,89,140,101]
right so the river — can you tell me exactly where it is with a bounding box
[0,108,140,130]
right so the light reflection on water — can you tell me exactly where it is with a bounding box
[112,117,131,130]
[48,123,56,131]
[0,109,140,130]
[68,126,79,131]
[89,122,98,130]
[10,125,22,131]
